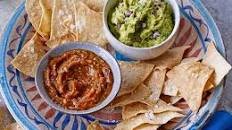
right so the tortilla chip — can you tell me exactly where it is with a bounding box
[74,1,108,47]
[38,0,53,38]
[80,0,106,12]
[145,67,166,101]
[4,123,23,130]
[170,96,182,104]
[25,0,42,35]
[134,124,159,130]
[87,121,104,130]
[202,43,232,85]
[145,46,190,69]
[181,57,200,64]
[46,0,78,48]
[122,100,182,120]
[114,111,183,130]
[11,34,47,77]
[167,61,214,112]
[204,80,214,92]
[110,84,151,108]
[162,78,178,96]
[118,61,154,96]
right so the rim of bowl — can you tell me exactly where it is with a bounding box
[103,0,180,50]
[35,42,121,115]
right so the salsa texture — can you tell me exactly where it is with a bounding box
[108,0,174,47]
[43,49,113,110]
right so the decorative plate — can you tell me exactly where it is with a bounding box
[0,0,225,130]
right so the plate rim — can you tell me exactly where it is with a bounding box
[0,1,225,130]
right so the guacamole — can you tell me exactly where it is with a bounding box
[108,0,174,47]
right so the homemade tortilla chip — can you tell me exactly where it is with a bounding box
[168,61,214,112]
[134,124,159,130]
[204,79,214,92]
[170,96,182,104]
[145,67,166,101]
[11,34,47,77]
[122,100,182,120]
[80,0,106,12]
[114,111,183,130]
[162,78,178,96]
[87,121,104,130]
[38,0,53,38]
[74,1,108,47]
[25,0,42,35]
[118,61,154,96]
[181,57,200,64]
[110,84,151,108]
[145,46,190,69]
[46,0,78,48]
[202,43,232,85]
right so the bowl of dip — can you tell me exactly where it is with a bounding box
[35,43,121,114]
[103,0,180,60]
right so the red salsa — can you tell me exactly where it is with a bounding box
[43,49,113,110]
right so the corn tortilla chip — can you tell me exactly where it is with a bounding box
[162,78,178,96]
[122,100,182,120]
[170,96,182,104]
[38,0,53,38]
[87,121,104,130]
[204,80,214,92]
[47,0,78,48]
[145,46,190,69]
[181,57,200,64]
[145,67,166,101]
[114,111,183,130]
[25,0,42,36]
[202,43,231,85]
[118,61,154,96]
[168,61,214,111]
[11,33,47,77]
[134,124,159,130]
[110,84,151,108]
[74,1,108,47]
[80,0,106,12]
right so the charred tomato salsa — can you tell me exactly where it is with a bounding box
[43,49,113,110]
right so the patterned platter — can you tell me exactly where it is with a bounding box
[0,0,225,130]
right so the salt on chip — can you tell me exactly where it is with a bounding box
[145,67,166,101]
[134,124,159,130]
[114,111,183,130]
[110,84,151,108]
[74,1,108,47]
[145,46,190,69]
[38,0,53,39]
[80,0,106,12]
[202,43,232,85]
[122,100,182,120]
[46,0,78,48]
[118,61,154,96]
[25,0,42,36]
[11,33,47,77]
[168,61,214,112]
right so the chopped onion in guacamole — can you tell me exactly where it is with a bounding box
[108,0,174,47]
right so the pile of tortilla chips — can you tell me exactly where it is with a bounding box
[12,0,107,77]
[11,0,231,130]
[109,43,231,130]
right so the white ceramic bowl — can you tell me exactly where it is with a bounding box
[103,0,180,60]
[35,43,121,114]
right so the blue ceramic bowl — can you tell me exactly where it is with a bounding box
[35,43,121,114]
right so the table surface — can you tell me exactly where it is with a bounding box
[0,0,232,125]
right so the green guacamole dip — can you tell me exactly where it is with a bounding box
[108,0,174,47]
